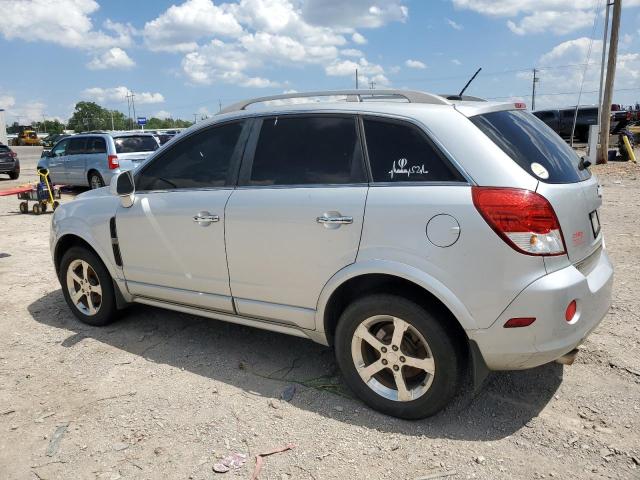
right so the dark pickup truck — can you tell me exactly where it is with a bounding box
[533,106,598,142]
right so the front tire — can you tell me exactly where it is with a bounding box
[59,247,117,326]
[335,295,462,419]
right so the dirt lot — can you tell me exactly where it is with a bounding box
[1,146,639,480]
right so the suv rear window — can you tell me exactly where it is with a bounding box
[114,136,158,154]
[470,110,591,183]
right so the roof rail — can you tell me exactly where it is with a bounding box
[219,89,450,114]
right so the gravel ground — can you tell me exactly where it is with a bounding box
[1,147,639,480]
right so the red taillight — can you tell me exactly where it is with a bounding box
[565,300,577,322]
[108,155,119,169]
[514,102,527,109]
[472,187,566,256]
[9,151,17,159]
[504,317,536,328]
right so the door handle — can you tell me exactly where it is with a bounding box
[193,212,219,226]
[316,215,353,225]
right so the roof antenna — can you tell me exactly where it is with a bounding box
[449,67,482,100]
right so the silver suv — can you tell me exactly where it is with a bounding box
[49,90,613,418]
[39,132,159,189]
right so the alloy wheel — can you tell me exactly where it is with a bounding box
[351,315,435,402]
[66,259,102,316]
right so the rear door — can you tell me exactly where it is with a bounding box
[470,109,600,262]
[225,115,368,329]
[64,137,88,185]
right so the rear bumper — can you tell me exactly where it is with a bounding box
[469,247,613,370]
[0,161,18,173]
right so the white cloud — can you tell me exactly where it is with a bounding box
[143,0,243,52]
[154,110,172,119]
[0,0,133,50]
[300,0,408,29]
[325,58,389,87]
[87,47,135,70]
[405,59,426,69]
[341,48,364,57]
[452,0,640,36]
[352,32,367,44]
[451,58,462,65]
[532,37,640,109]
[82,87,165,104]
[0,94,16,109]
[446,18,463,30]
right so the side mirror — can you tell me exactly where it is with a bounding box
[110,170,135,208]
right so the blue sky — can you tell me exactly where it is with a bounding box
[0,0,639,125]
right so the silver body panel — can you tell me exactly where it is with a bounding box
[50,94,613,370]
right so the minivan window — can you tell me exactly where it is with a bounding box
[248,116,364,186]
[114,136,158,154]
[86,137,107,154]
[136,122,244,191]
[52,139,69,157]
[471,110,591,183]
[66,138,87,155]
[364,118,465,183]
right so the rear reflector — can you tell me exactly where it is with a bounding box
[504,317,536,328]
[472,187,566,256]
[108,154,119,169]
[565,300,577,322]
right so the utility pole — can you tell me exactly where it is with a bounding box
[193,113,198,124]
[218,99,222,112]
[531,69,539,111]
[130,91,137,130]
[598,2,612,111]
[110,110,114,131]
[598,0,621,164]
[355,68,359,89]
[369,80,375,90]
[125,92,132,130]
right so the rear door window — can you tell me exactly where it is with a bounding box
[86,137,107,154]
[470,110,591,183]
[364,118,464,183]
[114,136,158,153]
[247,115,364,186]
[66,138,87,155]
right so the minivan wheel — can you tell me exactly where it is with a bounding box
[335,295,461,419]
[59,246,117,326]
[89,171,105,189]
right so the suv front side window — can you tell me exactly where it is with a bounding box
[246,115,365,186]
[66,138,87,156]
[136,121,245,191]
[364,118,465,183]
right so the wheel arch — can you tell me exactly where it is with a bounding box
[317,260,477,346]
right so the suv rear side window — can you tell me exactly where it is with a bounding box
[248,116,364,186]
[114,136,158,153]
[66,138,87,155]
[471,110,590,183]
[364,118,464,183]
[136,121,244,191]
[86,137,106,153]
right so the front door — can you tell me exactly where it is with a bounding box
[116,120,249,312]
[64,137,88,186]
[47,138,70,184]
[225,115,368,329]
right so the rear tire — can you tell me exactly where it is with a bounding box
[19,202,28,214]
[32,203,41,215]
[59,246,118,326]
[9,169,19,180]
[335,294,462,419]
[89,171,105,189]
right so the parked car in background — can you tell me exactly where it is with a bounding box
[0,143,20,179]
[42,133,70,148]
[12,129,41,146]
[533,106,598,142]
[38,132,159,188]
[50,89,612,419]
